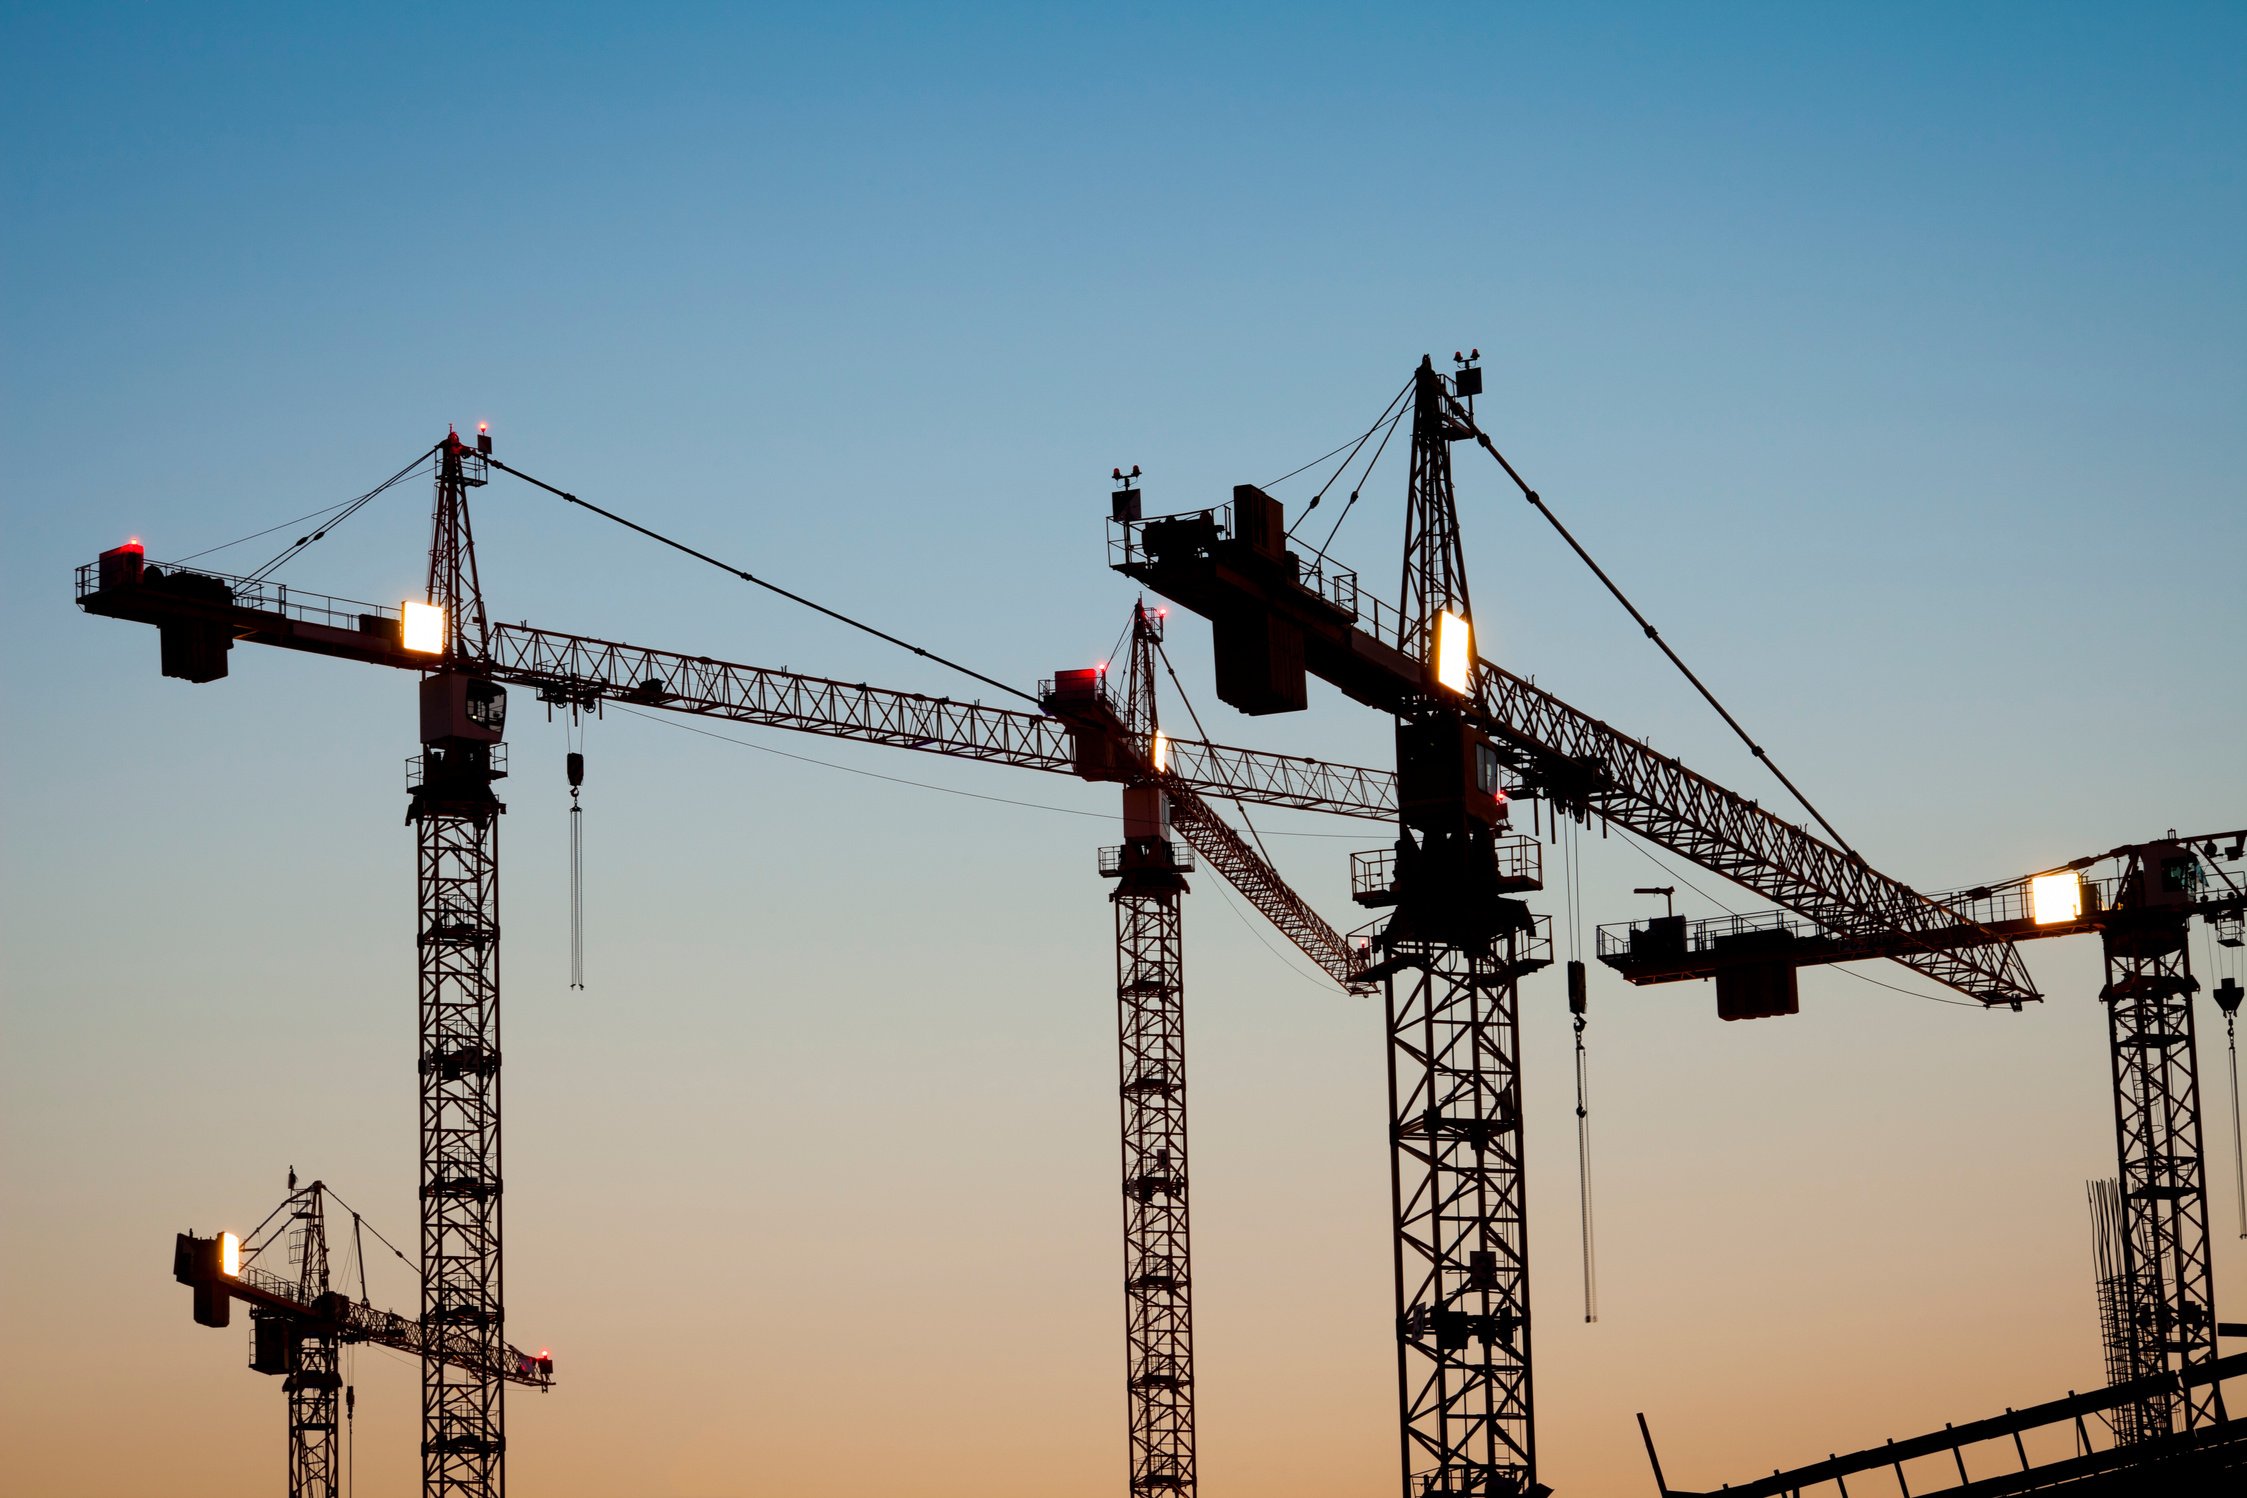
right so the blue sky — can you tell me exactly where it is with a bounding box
[4,5,2242,1495]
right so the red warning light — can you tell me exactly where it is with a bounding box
[477,422,489,433]
[123,537,143,552]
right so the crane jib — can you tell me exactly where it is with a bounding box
[74,555,1397,824]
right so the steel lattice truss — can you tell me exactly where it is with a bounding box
[1386,933,1548,1498]
[2102,916,2218,1434]
[1162,779,1372,992]
[1115,883,1196,1496]
[483,622,1397,819]
[285,1190,340,1498]
[415,795,506,1495]
[289,1338,342,1498]
[1468,660,2036,1006]
[220,1251,552,1388]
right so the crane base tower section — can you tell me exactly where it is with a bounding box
[1112,852,1197,1498]
[410,686,508,1498]
[2102,902,2218,1435]
[1382,925,1548,1498]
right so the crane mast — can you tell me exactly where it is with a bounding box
[1372,359,1545,1497]
[412,431,509,1498]
[1105,603,1198,1497]
[2096,841,2222,1436]
[281,1183,341,1498]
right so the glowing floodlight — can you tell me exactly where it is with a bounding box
[1433,609,1473,695]
[2030,871,2083,926]
[219,1231,241,1277]
[402,600,447,655]
[1152,730,1170,774]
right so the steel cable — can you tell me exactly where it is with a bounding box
[481,453,1040,707]
[1456,412,1864,863]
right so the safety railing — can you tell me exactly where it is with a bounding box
[1108,507,1373,629]
[1352,838,1541,907]
[1595,870,2134,964]
[1351,847,1396,903]
[1496,835,1542,890]
[1038,670,1118,716]
[1099,841,1197,877]
[78,556,404,636]
[405,744,509,791]
[1596,908,1813,963]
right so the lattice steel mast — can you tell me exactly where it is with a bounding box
[279,1181,342,1498]
[1371,358,1546,1498]
[410,430,510,1498]
[2100,840,2220,1436]
[1105,601,1198,1497]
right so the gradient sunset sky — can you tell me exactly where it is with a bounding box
[4,5,2244,1496]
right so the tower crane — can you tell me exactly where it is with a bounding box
[1109,353,2042,1498]
[78,432,1400,1498]
[174,1175,553,1498]
[1601,828,2247,1456]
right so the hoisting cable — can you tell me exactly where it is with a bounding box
[344,1347,356,1498]
[1562,814,1598,1322]
[567,728,586,990]
[2228,1007,2244,1239]
[479,453,1039,707]
[1311,399,1409,568]
[318,1184,416,1283]
[1152,634,1278,868]
[1265,377,1408,492]
[176,494,372,564]
[2208,914,2246,1237]
[1281,377,1414,542]
[244,447,439,583]
[1456,416,1863,863]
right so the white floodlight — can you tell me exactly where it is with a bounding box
[1433,609,1474,695]
[219,1231,241,1277]
[1152,730,1170,774]
[2030,871,2084,927]
[402,601,447,655]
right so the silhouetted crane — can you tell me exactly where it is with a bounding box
[174,1175,552,1498]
